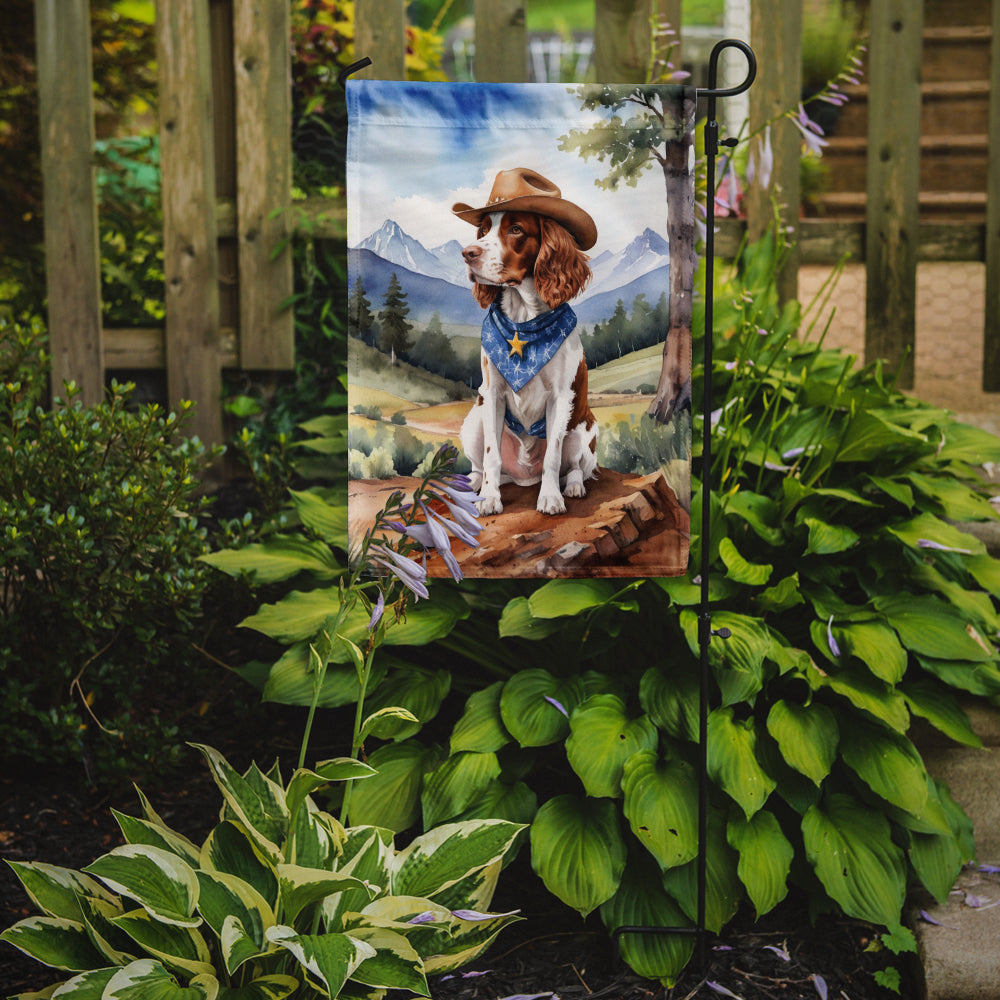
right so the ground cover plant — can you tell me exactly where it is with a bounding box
[201,230,1000,988]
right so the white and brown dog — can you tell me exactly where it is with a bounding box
[454,168,599,516]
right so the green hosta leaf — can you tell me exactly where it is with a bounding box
[360,706,421,742]
[362,667,451,740]
[191,746,287,863]
[200,536,342,584]
[835,621,907,684]
[718,537,772,586]
[875,594,995,662]
[288,487,349,546]
[347,740,442,832]
[200,822,278,910]
[802,793,906,926]
[707,708,776,819]
[803,517,859,556]
[727,811,793,918]
[808,661,910,732]
[195,871,274,974]
[393,820,524,901]
[834,409,927,463]
[112,812,201,868]
[527,578,619,617]
[84,846,200,928]
[103,959,218,1000]
[4,862,118,922]
[935,421,1000,464]
[111,908,214,978]
[901,680,982,748]
[967,553,1000,597]
[765,700,838,786]
[499,670,584,747]
[886,512,985,556]
[911,562,1000,633]
[0,916,107,971]
[530,795,626,917]
[639,664,699,742]
[906,472,998,521]
[241,589,343,642]
[916,655,1000,697]
[346,926,428,994]
[565,695,658,798]
[277,865,374,925]
[909,827,966,905]
[724,490,784,545]
[216,975,299,1000]
[421,751,502,828]
[265,926,375,998]
[497,596,564,640]
[453,779,538,827]
[681,610,770,706]
[599,853,694,987]
[755,573,805,614]
[839,718,929,817]
[450,682,511,754]
[661,811,741,933]
[621,751,699,870]
[260,644,383,709]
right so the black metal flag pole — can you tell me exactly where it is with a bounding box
[613,38,756,973]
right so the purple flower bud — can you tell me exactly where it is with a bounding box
[827,616,841,658]
[367,591,385,631]
[544,695,569,718]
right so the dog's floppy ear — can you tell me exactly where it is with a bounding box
[534,218,591,307]
[473,280,501,309]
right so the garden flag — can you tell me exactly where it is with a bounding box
[346,81,695,579]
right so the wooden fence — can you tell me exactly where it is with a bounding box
[33,0,1000,445]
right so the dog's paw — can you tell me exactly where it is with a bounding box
[537,492,566,516]
[467,472,483,493]
[563,480,586,499]
[477,494,504,516]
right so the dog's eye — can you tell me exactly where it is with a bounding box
[510,224,522,234]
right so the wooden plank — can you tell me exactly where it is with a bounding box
[474,0,526,82]
[864,0,923,389]
[34,0,103,404]
[747,0,802,304]
[593,0,652,83]
[355,0,406,81]
[102,328,238,369]
[233,0,294,369]
[157,0,223,444]
[983,0,1000,390]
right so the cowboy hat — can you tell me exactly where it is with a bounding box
[452,168,598,251]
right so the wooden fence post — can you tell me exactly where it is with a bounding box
[355,0,407,80]
[747,0,801,306]
[983,0,1000,390]
[34,0,104,405]
[157,0,223,445]
[233,0,294,369]
[474,0,527,82]
[864,0,923,389]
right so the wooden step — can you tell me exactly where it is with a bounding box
[922,25,993,83]
[922,0,992,28]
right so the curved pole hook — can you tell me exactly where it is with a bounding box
[699,38,757,99]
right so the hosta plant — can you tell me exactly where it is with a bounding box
[1,743,523,999]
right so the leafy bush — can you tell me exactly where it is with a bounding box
[1,743,523,998]
[204,234,1000,986]
[0,318,220,782]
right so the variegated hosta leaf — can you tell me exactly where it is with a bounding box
[195,871,274,974]
[529,795,626,917]
[421,906,522,975]
[391,820,524,901]
[285,760,375,824]
[421,751,501,829]
[802,793,906,926]
[265,926,375,998]
[44,966,118,997]
[727,810,793,917]
[838,718,929,817]
[110,908,214,979]
[424,859,501,916]
[4,861,118,922]
[288,802,343,870]
[323,829,393,931]
[499,669,585,747]
[112,811,202,868]
[83,846,200,928]
[362,668,451,741]
[0,916,107,971]
[344,926,429,995]
[450,681,511,754]
[765,700,838,786]
[347,740,442,832]
[599,854,694,987]
[78,894,136,966]
[191,745,288,863]
[200,822,278,910]
[276,865,376,925]
[661,811,742,934]
[102,958,218,999]
[565,695,658,799]
[214,974,299,1000]
[621,751,699,871]
[707,707,776,819]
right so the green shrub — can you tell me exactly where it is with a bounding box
[0,318,220,783]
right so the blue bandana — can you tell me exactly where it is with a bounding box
[481,302,578,393]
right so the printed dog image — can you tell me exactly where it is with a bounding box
[454,168,599,516]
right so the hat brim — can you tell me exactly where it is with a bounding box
[452,195,597,252]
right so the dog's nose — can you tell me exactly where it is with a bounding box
[462,245,482,263]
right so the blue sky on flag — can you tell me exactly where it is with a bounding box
[346,80,680,259]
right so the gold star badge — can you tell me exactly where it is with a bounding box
[506,332,527,358]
